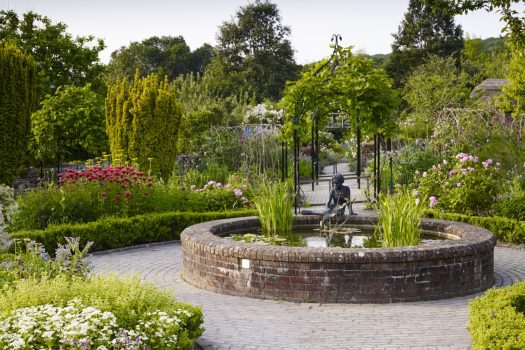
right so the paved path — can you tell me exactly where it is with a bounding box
[90,244,525,350]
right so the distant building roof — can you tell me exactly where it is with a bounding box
[471,79,508,99]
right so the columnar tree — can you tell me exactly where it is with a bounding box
[106,71,182,177]
[0,43,36,185]
[385,0,464,88]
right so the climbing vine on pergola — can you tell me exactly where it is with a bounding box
[280,45,399,205]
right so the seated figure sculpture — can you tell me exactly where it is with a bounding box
[324,173,355,216]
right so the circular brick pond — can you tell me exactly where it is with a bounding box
[181,215,496,303]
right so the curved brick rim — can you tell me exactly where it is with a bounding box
[181,215,496,303]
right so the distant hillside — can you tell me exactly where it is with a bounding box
[365,37,506,67]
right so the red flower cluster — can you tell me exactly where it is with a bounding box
[58,166,153,189]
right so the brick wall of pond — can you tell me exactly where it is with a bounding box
[181,215,496,303]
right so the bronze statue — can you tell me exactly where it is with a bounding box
[324,173,354,216]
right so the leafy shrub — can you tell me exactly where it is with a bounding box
[0,237,92,289]
[422,210,525,244]
[0,185,16,224]
[494,175,525,221]
[0,274,203,349]
[376,190,423,247]
[391,142,437,186]
[416,153,501,215]
[10,209,257,254]
[12,169,253,231]
[468,281,525,349]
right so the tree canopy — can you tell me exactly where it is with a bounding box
[213,0,299,101]
[106,36,214,83]
[0,10,105,103]
[31,85,107,164]
[385,0,464,88]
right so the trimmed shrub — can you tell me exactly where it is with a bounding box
[10,209,257,253]
[106,71,182,177]
[0,43,36,185]
[422,210,525,244]
[0,274,203,349]
[468,281,525,349]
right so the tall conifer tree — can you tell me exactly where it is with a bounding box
[106,71,182,177]
[0,43,36,185]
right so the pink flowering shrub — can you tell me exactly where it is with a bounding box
[415,153,501,215]
[186,176,252,211]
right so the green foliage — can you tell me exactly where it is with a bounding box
[253,181,293,237]
[281,46,398,142]
[376,190,423,247]
[0,10,105,102]
[416,153,501,215]
[386,0,464,88]
[0,274,204,348]
[499,48,525,140]
[213,0,299,101]
[173,72,250,154]
[462,36,509,87]
[422,210,525,244]
[391,143,438,185]
[10,209,257,253]
[0,43,36,186]
[31,84,107,163]
[11,172,252,231]
[105,71,183,177]
[402,55,471,138]
[0,237,92,288]
[468,281,525,349]
[494,175,525,221]
[106,36,213,83]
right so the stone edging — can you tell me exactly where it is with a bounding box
[181,215,496,303]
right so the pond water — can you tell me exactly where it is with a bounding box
[228,225,447,248]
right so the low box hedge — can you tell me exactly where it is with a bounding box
[468,281,525,349]
[10,209,257,254]
[422,210,525,245]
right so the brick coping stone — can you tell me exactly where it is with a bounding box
[181,215,496,303]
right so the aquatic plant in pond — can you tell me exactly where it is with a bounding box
[253,181,293,238]
[376,190,423,247]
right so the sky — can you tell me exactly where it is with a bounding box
[1,0,511,65]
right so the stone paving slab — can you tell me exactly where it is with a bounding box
[90,244,525,350]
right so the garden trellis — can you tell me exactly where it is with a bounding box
[281,38,398,210]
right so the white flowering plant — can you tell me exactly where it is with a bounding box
[0,299,197,350]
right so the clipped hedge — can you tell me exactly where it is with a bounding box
[422,210,525,244]
[10,209,257,254]
[468,281,525,349]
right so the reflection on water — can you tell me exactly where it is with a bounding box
[229,225,446,248]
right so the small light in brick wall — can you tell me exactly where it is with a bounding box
[241,259,251,269]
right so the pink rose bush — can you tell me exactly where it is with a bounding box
[415,153,501,215]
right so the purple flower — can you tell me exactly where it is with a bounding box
[190,184,197,191]
[468,167,475,172]
[216,183,223,189]
[449,170,455,177]
[429,196,438,208]
[461,168,468,174]
[457,182,462,187]
[225,183,232,189]
[415,170,421,175]
[234,189,243,197]
[241,196,248,203]
[208,180,216,186]
[413,190,420,197]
